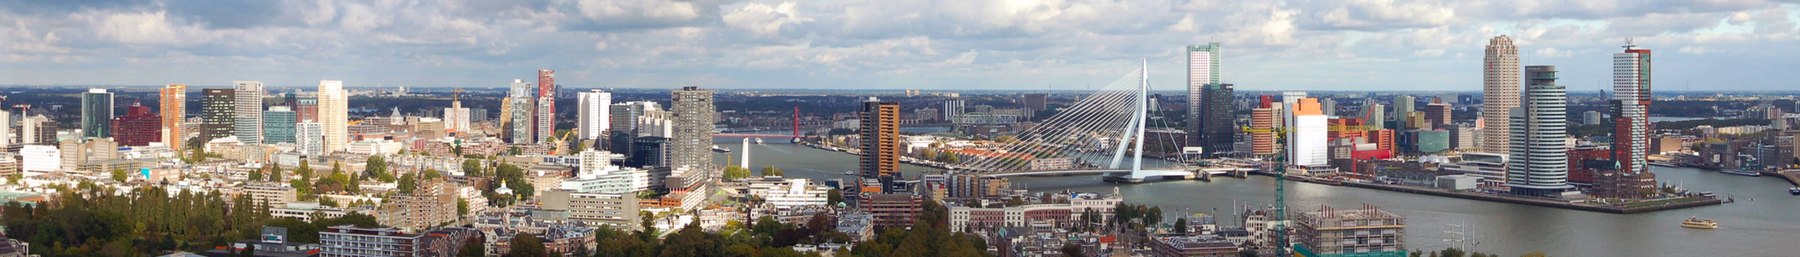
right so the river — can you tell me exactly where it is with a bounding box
[715,139,1799,256]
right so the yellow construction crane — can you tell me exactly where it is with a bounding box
[552,130,576,155]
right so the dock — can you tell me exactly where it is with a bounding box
[1766,170,1800,186]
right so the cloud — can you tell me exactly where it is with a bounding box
[1,0,1799,91]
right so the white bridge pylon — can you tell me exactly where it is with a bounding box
[954,60,1194,182]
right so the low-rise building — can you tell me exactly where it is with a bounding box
[742,177,832,210]
[539,190,641,230]
[1150,235,1239,257]
[1293,205,1405,257]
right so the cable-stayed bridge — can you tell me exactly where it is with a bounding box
[948,61,1250,182]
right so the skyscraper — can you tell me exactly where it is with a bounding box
[1613,42,1653,176]
[1199,84,1236,155]
[860,98,901,180]
[295,122,323,156]
[318,80,349,153]
[444,93,471,135]
[201,88,235,142]
[233,81,265,143]
[1250,101,1278,157]
[110,102,160,146]
[1508,65,1571,197]
[942,99,966,122]
[1279,91,1307,129]
[295,96,318,122]
[508,79,536,144]
[1483,35,1521,154]
[577,90,613,140]
[264,106,297,144]
[610,101,658,135]
[0,109,10,148]
[160,84,186,149]
[1363,102,1386,130]
[669,86,715,172]
[1425,97,1451,129]
[1186,43,1221,146]
[1392,95,1415,126]
[80,88,114,138]
[536,69,557,143]
[1289,98,1328,167]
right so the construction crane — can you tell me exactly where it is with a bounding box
[551,129,576,155]
[1238,125,1291,254]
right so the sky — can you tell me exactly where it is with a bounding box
[2,0,1799,91]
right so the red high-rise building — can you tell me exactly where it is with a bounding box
[112,102,163,146]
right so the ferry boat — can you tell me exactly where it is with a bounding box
[1680,216,1719,229]
[843,171,856,176]
[711,145,731,153]
[1720,169,1761,177]
[1789,187,1800,195]
[754,138,765,144]
[1648,161,1678,167]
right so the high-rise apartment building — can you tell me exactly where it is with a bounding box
[443,93,470,134]
[0,109,10,148]
[20,115,55,145]
[610,101,658,135]
[1391,95,1415,126]
[942,99,966,122]
[296,122,323,156]
[1363,102,1386,130]
[264,106,297,144]
[1508,65,1572,197]
[669,86,715,172]
[233,81,265,144]
[1199,84,1236,155]
[1251,102,1278,157]
[1321,97,1337,116]
[109,102,161,146]
[1424,97,1451,129]
[1613,42,1654,176]
[536,69,557,143]
[860,98,901,180]
[201,88,236,142]
[1483,36,1521,154]
[1186,43,1221,146]
[577,90,612,140]
[295,96,318,122]
[508,79,536,144]
[160,84,186,149]
[318,80,349,153]
[81,88,115,138]
[1289,98,1328,167]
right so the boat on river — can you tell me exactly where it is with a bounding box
[1719,169,1761,177]
[1681,216,1719,229]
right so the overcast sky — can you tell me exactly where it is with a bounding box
[3,0,1798,91]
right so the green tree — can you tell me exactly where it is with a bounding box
[269,163,283,182]
[190,147,207,163]
[461,159,484,177]
[760,165,784,177]
[457,235,486,257]
[506,233,546,257]
[111,168,129,182]
[249,168,264,182]
[1061,243,1085,257]
[456,197,470,217]
[827,189,844,206]
[397,172,419,195]
[1175,218,1188,234]
[365,156,394,182]
[723,166,753,180]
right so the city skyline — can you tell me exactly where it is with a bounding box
[3,1,1799,91]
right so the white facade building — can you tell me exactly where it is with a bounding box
[295,122,324,156]
[1289,98,1329,167]
[21,145,60,173]
[443,99,471,134]
[561,150,651,194]
[346,139,403,156]
[318,80,349,153]
[576,90,612,140]
[1507,65,1572,196]
[233,81,265,143]
[743,177,833,210]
